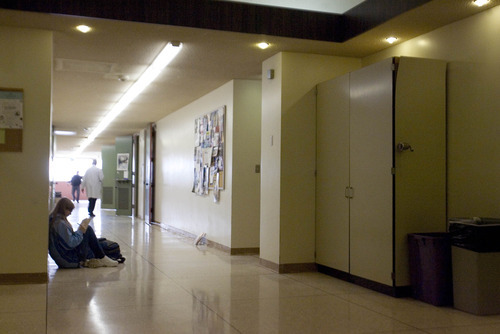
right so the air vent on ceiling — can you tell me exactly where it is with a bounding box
[54,58,116,73]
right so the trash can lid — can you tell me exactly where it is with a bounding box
[449,217,500,226]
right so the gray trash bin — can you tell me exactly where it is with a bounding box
[449,217,500,315]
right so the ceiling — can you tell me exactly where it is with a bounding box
[0,0,496,157]
[219,0,366,14]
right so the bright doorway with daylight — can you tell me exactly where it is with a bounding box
[51,156,100,201]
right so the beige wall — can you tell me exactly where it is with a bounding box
[260,52,361,266]
[0,26,52,276]
[155,80,261,249]
[260,54,283,264]
[364,5,500,219]
[231,80,262,248]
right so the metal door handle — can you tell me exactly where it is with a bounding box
[397,142,414,152]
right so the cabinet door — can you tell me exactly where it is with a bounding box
[316,74,350,272]
[394,57,447,286]
[349,58,394,286]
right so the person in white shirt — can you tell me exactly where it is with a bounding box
[81,159,104,217]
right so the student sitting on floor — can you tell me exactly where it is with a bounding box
[48,197,118,268]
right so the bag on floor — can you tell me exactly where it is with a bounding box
[98,237,126,263]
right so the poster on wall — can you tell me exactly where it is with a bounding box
[117,153,129,171]
[0,88,24,152]
[193,105,225,198]
[0,89,23,129]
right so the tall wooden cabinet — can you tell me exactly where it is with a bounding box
[316,57,447,295]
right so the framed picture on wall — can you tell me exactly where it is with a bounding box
[117,153,129,171]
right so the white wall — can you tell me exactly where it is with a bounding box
[155,80,261,249]
[0,26,52,277]
[364,5,500,218]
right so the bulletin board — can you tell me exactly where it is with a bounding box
[0,88,24,152]
[193,106,225,197]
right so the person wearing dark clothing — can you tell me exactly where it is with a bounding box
[48,197,118,268]
[70,171,82,202]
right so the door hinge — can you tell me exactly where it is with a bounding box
[391,167,396,175]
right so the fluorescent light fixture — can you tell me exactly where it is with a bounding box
[75,41,182,155]
[54,130,77,136]
[473,0,490,7]
[76,25,92,33]
[385,36,398,44]
[257,42,270,49]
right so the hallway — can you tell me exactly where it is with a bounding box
[1,201,500,333]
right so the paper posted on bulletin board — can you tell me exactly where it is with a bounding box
[193,106,225,200]
[0,88,24,151]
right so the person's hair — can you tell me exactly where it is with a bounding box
[49,197,75,219]
[92,159,97,165]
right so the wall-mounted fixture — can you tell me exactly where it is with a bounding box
[267,69,274,79]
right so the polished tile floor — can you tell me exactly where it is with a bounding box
[1,201,500,333]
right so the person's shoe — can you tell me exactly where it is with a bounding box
[89,213,96,217]
[85,258,106,268]
[100,256,119,267]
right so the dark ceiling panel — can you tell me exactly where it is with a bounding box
[0,0,432,42]
[343,0,432,40]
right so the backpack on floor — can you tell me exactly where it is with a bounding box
[98,237,126,263]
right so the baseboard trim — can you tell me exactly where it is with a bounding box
[317,264,411,297]
[259,257,280,272]
[259,258,317,274]
[231,247,259,255]
[159,223,259,255]
[0,273,48,285]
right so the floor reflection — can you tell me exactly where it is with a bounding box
[3,200,500,333]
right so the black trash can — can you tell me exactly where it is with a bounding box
[408,232,453,306]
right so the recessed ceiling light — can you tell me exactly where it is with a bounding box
[54,130,77,136]
[257,42,270,49]
[473,0,490,7]
[76,25,92,33]
[386,36,398,44]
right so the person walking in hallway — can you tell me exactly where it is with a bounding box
[70,171,82,202]
[82,159,104,217]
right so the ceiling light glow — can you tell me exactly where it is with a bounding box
[257,42,270,49]
[54,130,77,136]
[386,36,398,44]
[75,41,182,155]
[473,0,490,7]
[76,25,92,33]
